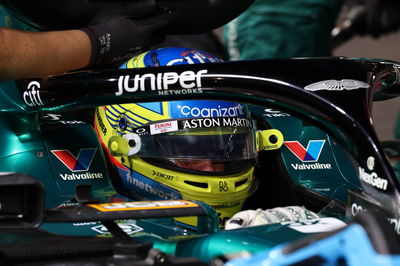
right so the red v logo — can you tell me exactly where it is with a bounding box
[284,140,325,162]
[51,148,97,172]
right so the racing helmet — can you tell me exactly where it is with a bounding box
[94,47,259,227]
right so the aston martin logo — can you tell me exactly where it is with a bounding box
[305,79,369,91]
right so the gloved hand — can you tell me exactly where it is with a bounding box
[349,0,400,38]
[225,206,320,230]
[80,2,167,67]
[365,0,400,37]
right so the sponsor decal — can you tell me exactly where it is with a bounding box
[350,202,400,235]
[182,117,252,129]
[258,129,284,151]
[263,109,290,117]
[284,218,346,233]
[389,218,400,235]
[219,181,229,192]
[126,116,252,137]
[285,140,325,162]
[124,171,180,200]
[58,202,79,207]
[150,121,178,135]
[350,203,366,217]
[52,148,97,172]
[115,69,207,96]
[152,170,174,181]
[305,79,369,91]
[313,188,331,192]
[23,81,44,107]
[130,127,150,136]
[213,202,242,227]
[51,148,104,180]
[53,120,84,125]
[157,88,203,96]
[285,140,332,170]
[74,222,98,226]
[367,156,375,170]
[42,113,62,120]
[59,172,103,181]
[212,202,241,210]
[92,223,143,235]
[178,103,244,118]
[88,200,198,212]
[218,213,230,227]
[359,156,388,190]
[167,50,221,65]
[98,34,111,59]
[42,113,85,125]
[95,109,107,135]
[290,163,331,170]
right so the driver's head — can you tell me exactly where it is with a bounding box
[173,159,225,172]
[94,47,259,227]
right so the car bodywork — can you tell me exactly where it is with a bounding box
[0,57,399,264]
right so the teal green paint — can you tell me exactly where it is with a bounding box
[250,105,361,203]
[0,6,38,30]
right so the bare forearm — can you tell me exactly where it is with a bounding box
[0,28,91,80]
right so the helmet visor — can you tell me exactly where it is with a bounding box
[126,117,257,162]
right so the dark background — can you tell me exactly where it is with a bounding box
[334,32,400,140]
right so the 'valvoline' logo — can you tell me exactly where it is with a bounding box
[52,148,97,172]
[284,140,325,162]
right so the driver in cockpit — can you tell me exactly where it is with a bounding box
[94,47,320,229]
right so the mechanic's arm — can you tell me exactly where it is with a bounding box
[0,28,91,80]
[0,5,166,81]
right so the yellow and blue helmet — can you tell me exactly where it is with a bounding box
[94,47,259,227]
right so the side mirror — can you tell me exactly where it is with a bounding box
[0,173,44,228]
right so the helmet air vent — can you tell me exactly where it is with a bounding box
[184,180,208,189]
[235,179,248,188]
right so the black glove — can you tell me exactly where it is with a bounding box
[364,0,400,37]
[348,0,400,38]
[81,2,167,67]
